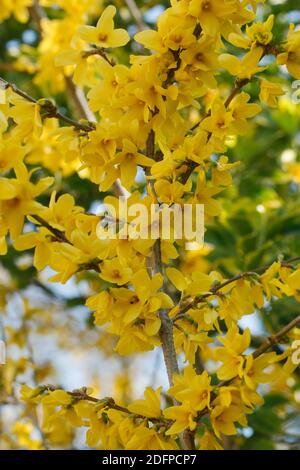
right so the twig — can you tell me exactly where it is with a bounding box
[0,77,96,133]
[174,255,300,321]
[30,215,101,273]
[82,48,115,67]
[193,314,300,429]
[146,129,179,386]
[124,0,147,31]
[30,215,71,244]
[29,1,96,123]
[38,386,170,427]
[253,315,300,359]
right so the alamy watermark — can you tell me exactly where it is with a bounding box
[291,80,300,104]
[96,198,204,250]
[291,340,300,366]
[0,340,5,365]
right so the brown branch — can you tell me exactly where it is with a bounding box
[162,50,182,88]
[39,386,170,427]
[124,0,147,32]
[64,76,96,122]
[29,0,45,35]
[253,315,300,359]
[147,135,180,387]
[31,215,71,244]
[174,255,300,321]
[81,48,115,67]
[0,77,96,132]
[193,314,300,431]
[224,78,251,108]
[30,215,101,273]
[180,77,251,184]
[29,0,96,123]
[146,130,195,450]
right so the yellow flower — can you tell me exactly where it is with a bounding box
[259,79,285,108]
[229,92,261,135]
[215,325,251,381]
[77,5,129,48]
[87,59,129,111]
[0,164,53,239]
[166,266,213,296]
[115,324,160,355]
[211,404,246,438]
[134,29,167,54]
[126,424,178,450]
[277,24,300,79]
[128,387,162,418]
[14,228,52,270]
[168,366,212,411]
[199,430,223,450]
[229,15,274,49]
[201,99,233,139]
[135,9,195,52]
[219,47,265,80]
[112,139,153,190]
[0,0,33,23]
[212,155,240,187]
[0,140,24,174]
[99,258,132,285]
[243,352,279,391]
[188,0,236,36]
[164,401,198,435]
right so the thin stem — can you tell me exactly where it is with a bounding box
[40,387,170,427]
[124,0,147,32]
[253,315,300,359]
[194,314,300,427]
[146,130,194,450]
[30,215,101,273]
[82,48,115,67]
[174,255,300,321]
[0,77,96,132]
[30,215,71,244]
[29,0,96,123]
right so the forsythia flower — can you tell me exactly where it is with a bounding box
[215,325,251,381]
[277,24,300,79]
[128,387,162,418]
[229,15,274,49]
[259,79,285,108]
[0,164,53,239]
[77,5,130,48]
[164,401,198,434]
[219,47,265,80]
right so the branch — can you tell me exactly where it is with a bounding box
[64,76,96,122]
[215,315,300,391]
[82,48,115,66]
[38,386,170,427]
[179,78,250,184]
[183,43,282,184]
[29,0,45,35]
[124,0,147,32]
[253,315,300,359]
[0,77,96,132]
[174,255,300,321]
[30,215,101,273]
[29,0,95,122]
[146,131,179,387]
[192,314,300,432]
[146,131,195,449]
